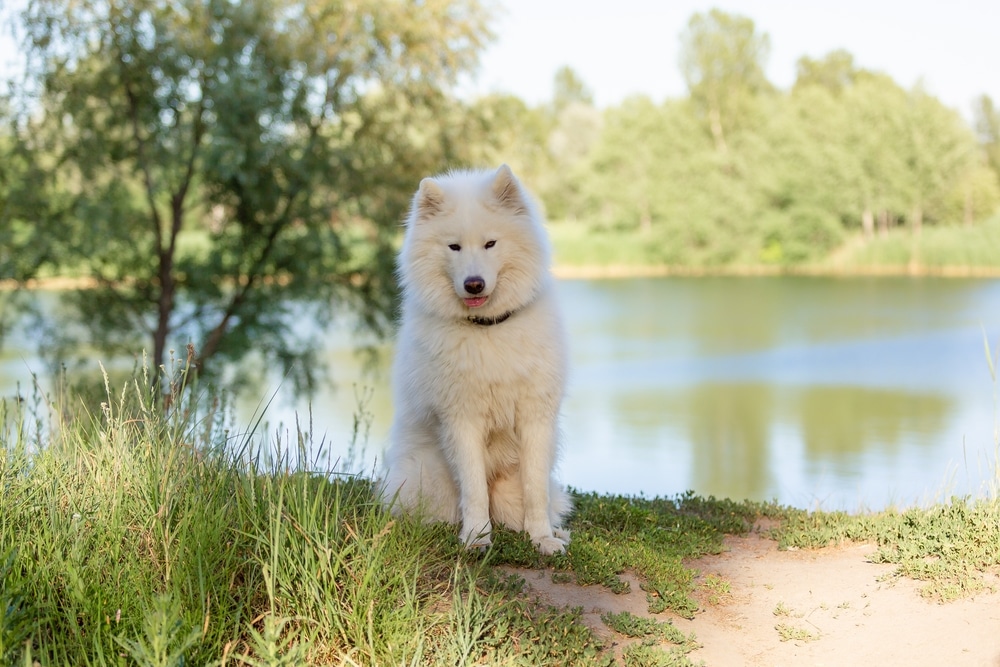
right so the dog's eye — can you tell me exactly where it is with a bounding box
[484,240,496,249]
[448,244,461,251]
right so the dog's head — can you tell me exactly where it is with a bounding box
[399,165,551,322]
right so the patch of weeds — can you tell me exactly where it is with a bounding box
[550,491,782,617]
[237,615,309,666]
[775,623,819,643]
[551,572,574,584]
[772,602,792,617]
[492,600,613,666]
[480,569,525,597]
[487,526,546,568]
[113,594,202,667]
[601,611,699,652]
[622,641,704,667]
[772,497,1000,602]
[700,573,731,605]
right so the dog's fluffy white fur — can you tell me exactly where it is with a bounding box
[380,164,571,554]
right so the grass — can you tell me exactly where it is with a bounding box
[832,215,1000,273]
[774,623,820,643]
[769,500,1000,601]
[2,360,1000,664]
[601,610,701,666]
[548,214,1000,276]
[549,222,671,271]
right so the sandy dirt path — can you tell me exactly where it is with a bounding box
[511,531,1000,666]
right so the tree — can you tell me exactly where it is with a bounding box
[551,65,594,113]
[755,86,855,262]
[840,75,912,238]
[793,49,863,96]
[5,0,491,393]
[544,68,600,220]
[679,9,773,157]
[975,95,1000,183]
[900,86,980,233]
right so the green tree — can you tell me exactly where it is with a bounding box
[754,87,854,262]
[679,9,773,158]
[840,75,912,238]
[6,0,491,392]
[975,95,1000,182]
[544,68,600,220]
[552,64,594,113]
[462,93,552,193]
[582,96,669,234]
[581,96,765,265]
[900,86,980,233]
[793,49,863,96]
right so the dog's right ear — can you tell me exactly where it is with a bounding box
[414,178,445,222]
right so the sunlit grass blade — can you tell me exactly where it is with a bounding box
[983,325,997,382]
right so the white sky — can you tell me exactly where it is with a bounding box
[465,0,1000,119]
[3,1,996,121]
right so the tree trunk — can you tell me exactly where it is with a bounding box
[878,210,889,238]
[862,208,874,239]
[907,213,921,275]
[964,188,974,226]
[639,197,651,233]
[154,200,187,397]
[708,106,729,157]
[911,204,923,237]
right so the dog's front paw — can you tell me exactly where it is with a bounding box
[533,533,568,555]
[461,523,493,551]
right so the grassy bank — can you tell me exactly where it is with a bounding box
[2,366,999,665]
[549,214,1000,278]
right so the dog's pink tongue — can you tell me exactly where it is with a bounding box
[464,297,488,308]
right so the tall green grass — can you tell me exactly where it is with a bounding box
[0,360,774,665]
[834,214,1000,272]
[0,362,567,665]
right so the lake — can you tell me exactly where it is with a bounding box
[2,276,999,511]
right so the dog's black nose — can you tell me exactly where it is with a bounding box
[464,277,485,294]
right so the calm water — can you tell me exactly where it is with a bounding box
[3,276,999,510]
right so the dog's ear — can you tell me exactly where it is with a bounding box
[414,178,445,221]
[491,164,529,215]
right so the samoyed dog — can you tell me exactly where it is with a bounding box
[380,164,571,555]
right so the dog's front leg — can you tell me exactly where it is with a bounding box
[517,418,566,555]
[445,419,492,549]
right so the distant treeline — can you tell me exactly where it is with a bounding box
[473,12,1000,267]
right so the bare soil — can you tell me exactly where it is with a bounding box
[510,531,1000,666]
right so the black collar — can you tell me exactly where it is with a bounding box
[467,309,517,326]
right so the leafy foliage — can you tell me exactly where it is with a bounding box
[2,0,492,391]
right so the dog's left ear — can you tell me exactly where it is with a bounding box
[491,164,529,215]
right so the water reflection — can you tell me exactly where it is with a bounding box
[558,276,999,508]
[795,386,950,458]
[679,383,776,501]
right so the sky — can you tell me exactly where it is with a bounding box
[464,0,1000,119]
[2,0,996,121]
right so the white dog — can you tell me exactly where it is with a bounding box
[380,164,571,555]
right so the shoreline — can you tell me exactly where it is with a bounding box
[551,263,1000,280]
[4,264,1000,292]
